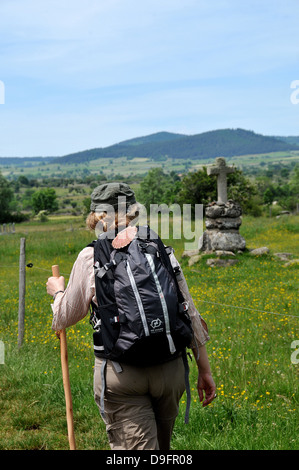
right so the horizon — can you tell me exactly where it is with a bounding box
[0,1,299,157]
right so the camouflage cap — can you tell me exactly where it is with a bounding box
[90,182,136,212]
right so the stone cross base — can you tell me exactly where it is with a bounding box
[199,200,246,252]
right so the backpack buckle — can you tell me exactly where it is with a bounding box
[94,260,116,279]
[104,260,116,270]
[179,301,189,314]
[90,309,101,330]
[173,266,183,281]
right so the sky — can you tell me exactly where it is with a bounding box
[0,0,299,157]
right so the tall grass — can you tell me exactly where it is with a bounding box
[0,215,298,450]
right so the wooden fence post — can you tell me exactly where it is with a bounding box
[18,238,26,349]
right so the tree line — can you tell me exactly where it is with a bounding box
[136,163,299,217]
[0,161,298,223]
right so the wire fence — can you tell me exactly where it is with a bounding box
[0,262,297,321]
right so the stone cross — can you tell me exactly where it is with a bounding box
[207,157,235,203]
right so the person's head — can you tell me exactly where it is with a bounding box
[86,182,140,234]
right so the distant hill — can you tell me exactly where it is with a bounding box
[119,131,186,146]
[0,156,54,166]
[1,129,298,165]
[52,128,299,164]
[272,135,299,146]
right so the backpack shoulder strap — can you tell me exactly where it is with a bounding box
[136,224,186,305]
[155,237,186,305]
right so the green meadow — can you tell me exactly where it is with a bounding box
[0,215,298,450]
[1,150,299,181]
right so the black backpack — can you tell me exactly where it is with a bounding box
[89,225,193,422]
[90,225,193,365]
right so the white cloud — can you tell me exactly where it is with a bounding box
[1,0,299,155]
[1,0,297,84]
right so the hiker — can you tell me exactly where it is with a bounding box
[46,182,216,450]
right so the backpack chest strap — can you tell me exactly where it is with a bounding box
[94,251,127,279]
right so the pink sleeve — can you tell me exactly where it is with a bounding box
[51,246,96,331]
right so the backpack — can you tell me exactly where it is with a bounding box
[89,225,193,422]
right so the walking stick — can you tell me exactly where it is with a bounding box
[52,265,76,450]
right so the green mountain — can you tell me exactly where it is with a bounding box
[119,131,186,146]
[52,128,298,164]
[0,156,53,165]
[272,135,299,146]
[0,129,298,165]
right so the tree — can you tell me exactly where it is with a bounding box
[289,164,299,196]
[18,175,30,186]
[176,167,216,209]
[0,172,13,223]
[227,168,261,214]
[31,188,58,214]
[82,197,91,216]
[263,186,275,205]
[136,168,181,211]
[177,166,260,216]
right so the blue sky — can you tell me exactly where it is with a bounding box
[0,0,299,156]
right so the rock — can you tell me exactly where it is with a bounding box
[181,249,199,258]
[274,252,293,261]
[284,259,299,267]
[215,250,236,257]
[188,254,202,266]
[212,232,246,251]
[204,204,224,218]
[205,200,242,219]
[199,231,246,252]
[205,217,242,230]
[249,247,269,256]
[276,211,291,219]
[198,232,207,251]
[206,258,239,267]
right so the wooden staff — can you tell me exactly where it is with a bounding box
[52,265,76,450]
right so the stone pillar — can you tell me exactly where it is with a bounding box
[199,157,246,253]
[199,200,246,252]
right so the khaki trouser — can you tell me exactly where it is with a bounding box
[94,355,186,450]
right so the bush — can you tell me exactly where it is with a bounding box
[31,188,59,215]
[0,172,14,223]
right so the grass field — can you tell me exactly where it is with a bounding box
[1,150,299,181]
[0,215,298,450]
